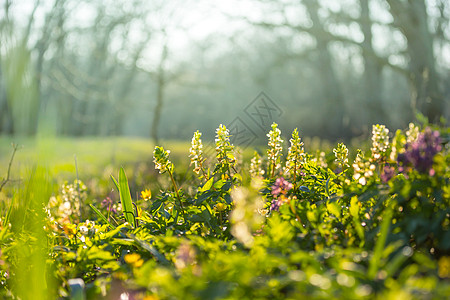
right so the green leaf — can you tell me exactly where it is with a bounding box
[233,173,242,182]
[368,205,393,279]
[350,196,364,242]
[349,196,359,218]
[327,201,341,219]
[110,174,119,191]
[118,167,135,227]
[213,179,225,190]
[195,191,214,206]
[128,233,170,265]
[89,204,116,229]
[199,177,214,192]
[221,181,232,192]
[307,210,318,223]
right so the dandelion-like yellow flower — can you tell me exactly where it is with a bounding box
[141,189,152,201]
[215,202,227,212]
[124,253,144,268]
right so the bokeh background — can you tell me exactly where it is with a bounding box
[0,0,449,143]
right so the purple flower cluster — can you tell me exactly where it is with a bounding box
[381,165,395,183]
[397,127,442,175]
[101,197,117,214]
[270,199,282,211]
[271,177,293,198]
[270,177,293,211]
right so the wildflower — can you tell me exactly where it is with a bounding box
[397,127,442,175]
[215,202,227,212]
[63,223,77,238]
[124,253,144,268]
[215,124,236,173]
[285,128,305,179]
[249,151,264,178]
[333,142,349,169]
[311,151,328,168]
[390,129,406,161]
[270,199,282,211]
[153,146,173,174]
[380,165,395,183]
[371,124,390,161]
[189,130,206,176]
[141,189,152,201]
[78,225,88,236]
[267,122,283,177]
[101,197,117,214]
[352,150,376,185]
[271,177,293,198]
[270,177,293,212]
[405,122,420,144]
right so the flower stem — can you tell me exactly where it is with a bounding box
[168,169,186,222]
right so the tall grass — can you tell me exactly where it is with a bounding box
[10,167,56,300]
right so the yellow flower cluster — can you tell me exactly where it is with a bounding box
[124,253,144,268]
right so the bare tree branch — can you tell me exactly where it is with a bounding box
[0,143,19,193]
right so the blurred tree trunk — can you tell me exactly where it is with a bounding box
[0,66,14,134]
[304,1,346,138]
[387,0,445,123]
[151,42,168,144]
[34,0,62,127]
[20,0,40,135]
[360,0,385,124]
[111,37,150,136]
[0,1,13,134]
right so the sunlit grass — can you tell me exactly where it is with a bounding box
[0,136,192,180]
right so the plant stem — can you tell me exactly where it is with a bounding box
[288,199,302,225]
[0,143,19,193]
[168,169,186,222]
[293,161,297,191]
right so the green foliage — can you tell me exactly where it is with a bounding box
[0,122,449,299]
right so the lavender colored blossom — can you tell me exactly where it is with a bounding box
[271,177,293,198]
[101,197,117,214]
[270,199,282,211]
[397,127,442,175]
[381,165,395,183]
[269,177,293,211]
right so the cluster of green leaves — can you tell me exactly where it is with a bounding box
[0,123,448,299]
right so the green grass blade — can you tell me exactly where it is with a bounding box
[118,167,135,227]
[4,192,15,227]
[128,233,170,265]
[110,174,119,191]
[368,205,393,279]
[89,204,116,229]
